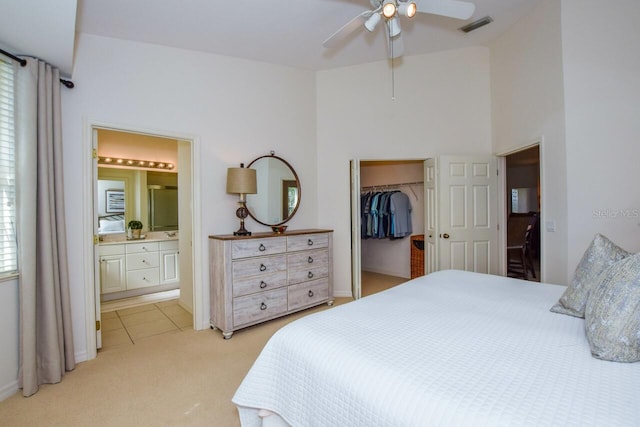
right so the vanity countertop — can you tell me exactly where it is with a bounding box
[99,232,179,245]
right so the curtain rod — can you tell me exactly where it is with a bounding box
[0,47,74,89]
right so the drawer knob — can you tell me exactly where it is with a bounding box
[259,264,267,272]
[307,239,313,246]
[307,271,314,279]
[259,243,266,252]
[259,281,267,289]
[308,290,314,298]
[260,302,267,311]
[308,256,313,263]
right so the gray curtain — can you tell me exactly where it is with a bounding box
[15,58,75,397]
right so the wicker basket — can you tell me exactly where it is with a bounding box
[410,234,425,279]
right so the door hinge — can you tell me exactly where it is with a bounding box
[497,224,500,231]
[96,320,101,331]
[93,234,99,245]
[92,148,98,159]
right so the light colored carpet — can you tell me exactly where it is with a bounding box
[0,298,351,427]
[0,273,403,426]
[361,270,407,296]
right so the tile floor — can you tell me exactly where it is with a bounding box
[100,299,192,350]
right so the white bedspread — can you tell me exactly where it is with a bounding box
[233,270,640,426]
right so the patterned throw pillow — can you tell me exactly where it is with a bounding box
[550,234,630,318]
[585,253,640,362]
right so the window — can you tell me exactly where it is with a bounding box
[0,58,16,275]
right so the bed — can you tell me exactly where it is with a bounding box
[232,269,640,427]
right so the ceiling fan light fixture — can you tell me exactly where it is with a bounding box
[364,12,382,32]
[382,0,397,19]
[388,16,401,37]
[398,2,417,18]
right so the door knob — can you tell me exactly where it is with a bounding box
[442,233,450,239]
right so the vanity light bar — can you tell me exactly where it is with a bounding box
[98,156,175,170]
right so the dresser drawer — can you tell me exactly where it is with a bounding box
[233,288,288,327]
[288,256,329,285]
[288,278,329,311]
[126,268,160,289]
[287,249,329,271]
[233,271,287,298]
[126,252,160,270]
[232,237,286,259]
[126,241,159,254]
[232,254,287,279]
[287,233,329,252]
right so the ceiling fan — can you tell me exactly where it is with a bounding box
[323,0,476,58]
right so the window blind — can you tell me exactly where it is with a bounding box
[0,58,17,275]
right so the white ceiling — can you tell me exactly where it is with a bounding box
[0,0,542,76]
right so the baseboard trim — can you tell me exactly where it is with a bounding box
[0,379,18,402]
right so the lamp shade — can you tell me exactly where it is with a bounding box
[226,166,257,194]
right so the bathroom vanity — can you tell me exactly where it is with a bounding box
[98,234,180,301]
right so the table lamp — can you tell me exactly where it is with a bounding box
[226,163,257,236]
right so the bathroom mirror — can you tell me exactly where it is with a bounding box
[245,153,300,226]
[97,168,179,234]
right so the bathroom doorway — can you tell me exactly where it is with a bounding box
[84,123,201,356]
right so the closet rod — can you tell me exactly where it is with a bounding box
[0,48,75,88]
[360,181,424,192]
[361,181,423,200]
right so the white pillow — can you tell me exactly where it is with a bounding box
[99,219,125,232]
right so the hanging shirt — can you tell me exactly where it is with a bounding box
[390,191,413,238]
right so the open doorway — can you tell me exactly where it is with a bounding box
[356,160,425,297]
[504,145,541,281]
[88,125,197,353]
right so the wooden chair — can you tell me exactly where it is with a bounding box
[507,214,537,280]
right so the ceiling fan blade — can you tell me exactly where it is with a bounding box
[322,10,373,49]
[385,23,404,58]
[414,0,475,20]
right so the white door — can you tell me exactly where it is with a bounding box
[350,159,362,299]
[424,158,438,274]
[437,155,498,274]
[92,128,102,349]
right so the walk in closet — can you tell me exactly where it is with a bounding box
[359,160,425,295]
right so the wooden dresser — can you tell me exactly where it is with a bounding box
[209,229,333,339]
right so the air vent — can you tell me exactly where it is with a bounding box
[459,16,493,33]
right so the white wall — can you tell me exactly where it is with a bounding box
[562,0,640,270]
[60,33,318,360]
[317,47,493,296]
[489,0,568,284]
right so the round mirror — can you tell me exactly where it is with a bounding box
[245,154,300,226]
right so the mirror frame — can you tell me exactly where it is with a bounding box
[246,153,301,227]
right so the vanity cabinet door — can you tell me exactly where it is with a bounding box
[160,250,180,284]
[100,255,126,294]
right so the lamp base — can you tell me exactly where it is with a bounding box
[234,206,251,236]
[233,224,251,236]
